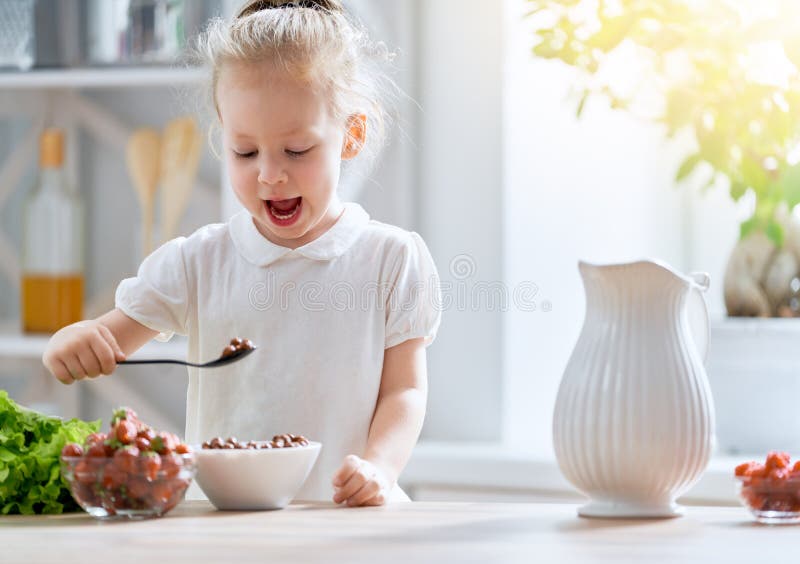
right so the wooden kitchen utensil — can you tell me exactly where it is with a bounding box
[159,116,202,243]
[125,128,161,258]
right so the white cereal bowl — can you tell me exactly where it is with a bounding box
[193,442,321,510]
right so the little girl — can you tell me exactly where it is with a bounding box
[42,0,440,506]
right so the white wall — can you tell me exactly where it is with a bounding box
[685,184,743,318]
[417,0,505,441]
[501,0,713,457]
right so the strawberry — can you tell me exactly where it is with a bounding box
[85,432,106,448]
[151,432,177,455]
[111,407,139,426]
[765,451,791,471]
[139,452,162,481]
[135,437,151,452]
[137,425,155,441]
[86,442,108,458]
[113,446,140,473]
[60,443,83,458]
[114,420,138,445]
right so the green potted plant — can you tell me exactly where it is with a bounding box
[527,0,800,317]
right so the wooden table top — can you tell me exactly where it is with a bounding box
[1,500,792,563]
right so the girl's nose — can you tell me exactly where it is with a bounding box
[257,156,287,185]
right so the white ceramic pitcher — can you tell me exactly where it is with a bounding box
[552,259,715,518]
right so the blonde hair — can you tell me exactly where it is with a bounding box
[195,0,397,167]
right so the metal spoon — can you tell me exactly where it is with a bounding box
[118,345,257,369]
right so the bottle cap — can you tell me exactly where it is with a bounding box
[40,128,64,169]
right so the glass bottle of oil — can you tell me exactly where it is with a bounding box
[21,128,84,333]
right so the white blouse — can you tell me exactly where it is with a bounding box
[115,202,441,501]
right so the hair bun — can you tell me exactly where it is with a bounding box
[236,0,343,18]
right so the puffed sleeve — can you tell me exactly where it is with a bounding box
[115,237,191,342]
[384,232,442,349]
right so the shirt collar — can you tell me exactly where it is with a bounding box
[229,202,370,267]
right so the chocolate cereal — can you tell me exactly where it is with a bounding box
[202,434,310,450]
[220,338,256,359]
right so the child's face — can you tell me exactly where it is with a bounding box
[217,62,354,248]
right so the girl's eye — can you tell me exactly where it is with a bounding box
[286,147,312,158]
[234,150,257,159]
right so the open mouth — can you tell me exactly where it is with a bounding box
[265,197,302,226]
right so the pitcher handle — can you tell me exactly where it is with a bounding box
[687,271,710,362]
[690,272,710,292]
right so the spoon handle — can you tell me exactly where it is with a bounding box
[118,359,200,367]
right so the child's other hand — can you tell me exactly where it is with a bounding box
[332,454,391,507]
[43,320,126,385]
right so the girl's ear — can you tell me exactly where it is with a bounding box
[341,114,367,160]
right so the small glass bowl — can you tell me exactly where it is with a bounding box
[737,475,800,525]
[61,453,197,520]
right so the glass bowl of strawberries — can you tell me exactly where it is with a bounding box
[735,451,800,525]
[60,407,196,520]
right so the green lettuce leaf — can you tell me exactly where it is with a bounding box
[0,390,100,514]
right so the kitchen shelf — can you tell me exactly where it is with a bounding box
[0,331,188,362]
[0,66,207,90]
